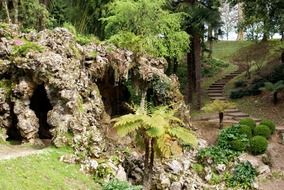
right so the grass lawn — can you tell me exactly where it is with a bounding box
[212,40,253,62]
[0,146,101,190]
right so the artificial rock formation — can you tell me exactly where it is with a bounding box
[0,24,188,159]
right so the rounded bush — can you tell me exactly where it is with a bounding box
[239,118,256,129]
[239,125,252,138]
[230,139,248,151]
[250,136,268,155]
[260,119,276,134]
[254,125,271,139]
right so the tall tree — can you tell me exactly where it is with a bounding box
[176,0,221,109]
[103,0,189,62]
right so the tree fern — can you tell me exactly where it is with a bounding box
[260,80,284,105]
[112,106,196,189]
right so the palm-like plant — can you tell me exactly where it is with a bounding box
[260,80,284,105]
[202,100,235,129]
[112,106,197,190]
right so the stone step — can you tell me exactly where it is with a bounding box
[210,97,226,100]
[210,84,224,87]
[224,108,239,113]
[226,112,250,117]
[276,126,284,133]
[208,93,223,96]
[208,88,223,91]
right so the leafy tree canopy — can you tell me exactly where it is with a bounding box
[102,0,189,59]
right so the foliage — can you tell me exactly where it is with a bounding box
[103,180,142,190]
[12,41,44,56]
[202,58,229,77]
[260,81,284,94]
[253,125,271,139]
[202,100,235,113]
[197,146,239,165]
[103,0,189,59]
[260,119,276,134]
[250,136,268,155]
[230,139,248,151]
[226,162,257,189]
[239,125,252,138]
[63,22,100,45]
[217,124,249,150]
[229,88,247,99]
[192,163,205,177]
[112,106,197,158]
[19,0,51,30]
[239,118,256,129]
[234,80,246,88]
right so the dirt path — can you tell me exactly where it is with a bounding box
[0,144,46,160]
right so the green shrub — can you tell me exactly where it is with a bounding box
[234,80,246,88]
[254,125,271,139]
[260,119,276,134]
[229,88,247,99]
[103,180,142,190]
[250,136,268,155]
[230,139,249,151]
[226,162,257,189]
[197,146,239,164]
[239,118,256,129]
[217,124,248,149]
[239,125,253,138]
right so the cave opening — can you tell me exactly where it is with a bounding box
[97,69,131,117]
[29,84,53,139]
[6,102,22,142]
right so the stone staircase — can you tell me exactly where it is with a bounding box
[206,70,261,123]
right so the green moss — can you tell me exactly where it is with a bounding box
[0,80,13,97]
[12,41,44,56]
[69,44,82,59]
[89,50,98,59]
[192,163,205,177]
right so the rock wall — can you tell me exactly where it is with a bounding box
[0,24,188,156]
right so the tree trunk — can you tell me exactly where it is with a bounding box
[194,33,202,110]
[187,51,194,104]
[2,0,11,24]
[12,0,18,24]
[236,2,244,41]
[219,112,224,129]
[166,57,172,75]
[208,26,213,58]
[143,136,150,190]
[140,89,147,113]
[273,92,278,105]
[173,57,178,74]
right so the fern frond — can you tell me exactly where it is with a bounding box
[144,115,166,137]
[168,127,197,146]
[202,100,235,113]
[156,134,172,158]
[112,114,145,137]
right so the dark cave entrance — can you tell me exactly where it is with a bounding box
[29,84,53,139]
[97,69,131,117]
[7,103,22,142]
